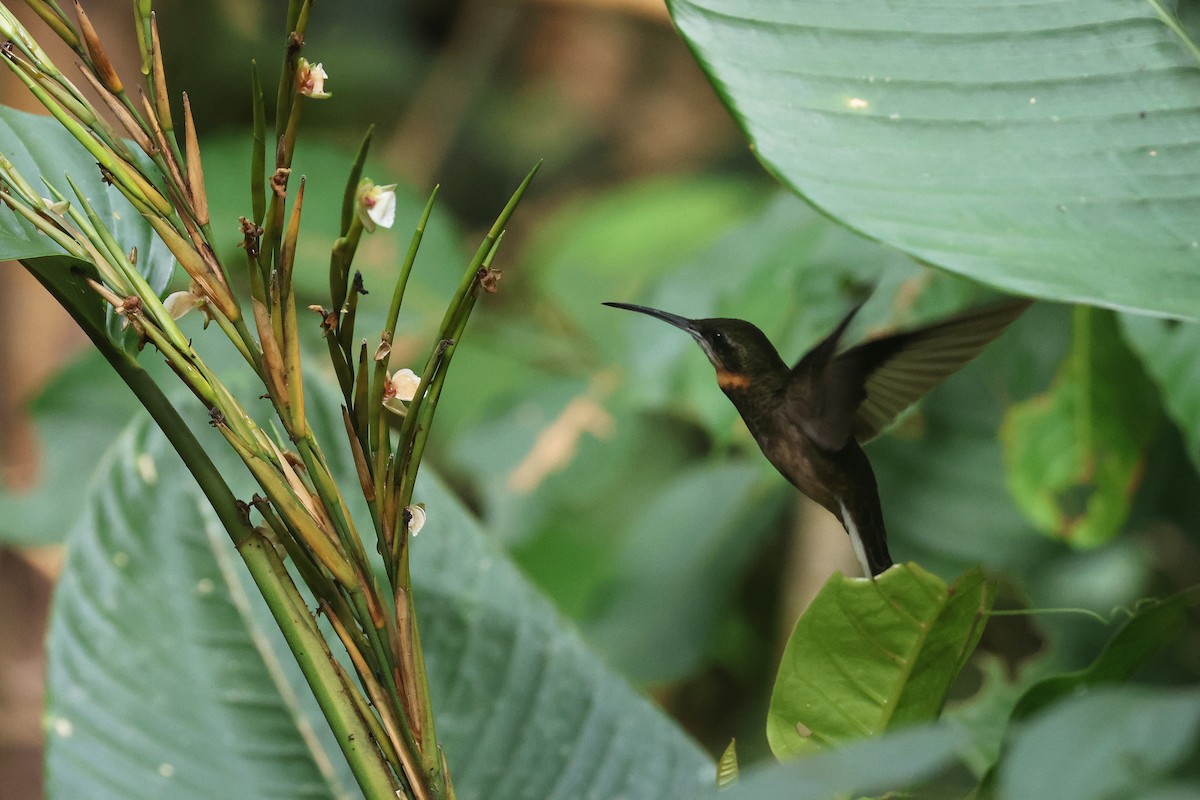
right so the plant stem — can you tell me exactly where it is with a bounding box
[28,264,403,799]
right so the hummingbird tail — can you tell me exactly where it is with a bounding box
[835,494,893,578]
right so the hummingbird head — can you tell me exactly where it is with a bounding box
[603,302,786,390]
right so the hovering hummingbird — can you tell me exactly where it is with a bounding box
[604,296,1032,577]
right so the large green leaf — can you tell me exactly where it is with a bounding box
[44,422,355,799]
[1001,307,1160,547]
[45,418,712,799]
[667,0,1200,317]
[767,565,994,759]
[0,106,175,341]
[411,461,713,799]
[999,686,1200,800]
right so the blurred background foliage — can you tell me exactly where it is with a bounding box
[1,0,1199,794]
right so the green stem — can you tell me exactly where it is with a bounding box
[26,264,401,799]
[245,534,404,799]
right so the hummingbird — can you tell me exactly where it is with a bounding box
[603,296,1032,577]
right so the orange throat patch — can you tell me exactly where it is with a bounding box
[716,369,752,391]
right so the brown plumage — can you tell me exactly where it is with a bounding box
[604,297,1032,576]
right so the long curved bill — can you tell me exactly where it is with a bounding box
[602,302,701,337]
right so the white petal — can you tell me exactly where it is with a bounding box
[163,291,198,319]
[367,187,396,230]
[389,368,421,402]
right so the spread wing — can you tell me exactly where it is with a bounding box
[848,298,1033,443]
[784,302,867,451]
[786,298,1032,451]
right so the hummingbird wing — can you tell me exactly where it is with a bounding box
[846,298,1033,443]
[786,298,1032,450]
[784,302,869,451]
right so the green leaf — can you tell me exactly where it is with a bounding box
[666,1,1200,318]
[582,462,786,683]
[1121,314,1200,476]
[1011,585,1200,722]
[999,686,1200,800]
[767,565,994,759]
[45,419,713,799]
[720,723,964,800]
[1001,307,1160,547]
[45,422,356,799]
[0,106,175,342]
[411,469,713,799]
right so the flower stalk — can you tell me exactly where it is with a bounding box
[1,3,539,798]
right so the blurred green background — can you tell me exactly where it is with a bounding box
[2,1,1199,795]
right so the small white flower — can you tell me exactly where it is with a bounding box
[405,504,426,536]
[382,368,421,415]
[163,288,204,319]
[389,368,420,401]
[296,58,331,99]
[356,181,397,232]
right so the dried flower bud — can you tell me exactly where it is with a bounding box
[382,367,420,415]
[270,167,291,198]
[296,58,330,99]
[356,180,397,233]
[481,267,502,294]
